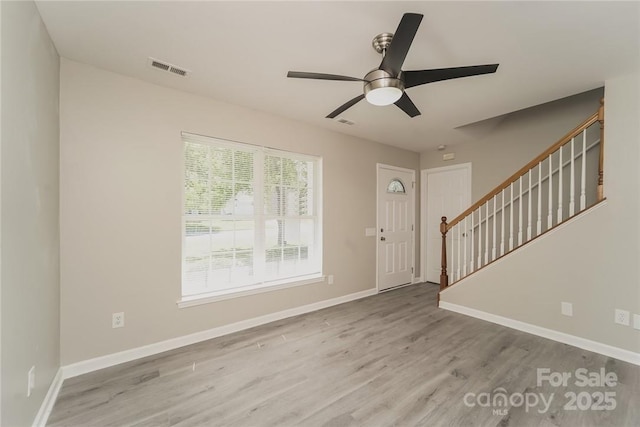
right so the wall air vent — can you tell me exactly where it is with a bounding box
[336,117,355,126]
[148,57,190,77]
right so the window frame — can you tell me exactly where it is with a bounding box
[179,132,323,307]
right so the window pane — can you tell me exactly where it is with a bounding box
[234,150,253,182]
[184,143,211,215]
[211,148,232,180]
[300,188,312,216]
[284,187,300,216]
[210,220,254,252]
[264,185,282,216]
[183,219,213,296]
[210,251,254,291]
[265,219,280,248]
[282,158,298,186]
[387,179,406,193]
[265,155,281,185]
[263,218,317,280]
[211,181,233,215]
[228,184,254,216]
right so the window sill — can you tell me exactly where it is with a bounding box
[177,274,325,308]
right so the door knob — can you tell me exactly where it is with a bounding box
[380,237,386,241]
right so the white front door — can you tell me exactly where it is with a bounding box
[377,165,415,291]
[423,164,471,284]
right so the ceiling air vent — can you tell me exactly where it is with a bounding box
[148,57,190,77]
[336,117,355,126]
[169,66,188,76]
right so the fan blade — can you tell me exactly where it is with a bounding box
[379,13,423,76]
[287,71,364,82]
[394,92,421,118]
[404,64,499,88]
[326,94,365,119]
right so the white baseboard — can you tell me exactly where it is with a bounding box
[62,288,377,380]
[439,301,640,366]
[32,367,63,427]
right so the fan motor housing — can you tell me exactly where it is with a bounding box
[364,69,405,105]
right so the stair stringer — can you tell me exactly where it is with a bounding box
[438,200,640,365]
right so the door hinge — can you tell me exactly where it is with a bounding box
[411,267,414,274]
[412,181,415,188]
[411,224,414,231]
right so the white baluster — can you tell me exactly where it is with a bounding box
[484,203,489,265]
[477,206,483,268]
[463,216,468,277]
[500,188,505,256]
[449,231,454,281]
[548,154,553,229]
[537,162,542,235]
[569,138,575,216]
[557,145,563,223]
[457,224,461,281]
[518,177,523,246]
[449,225,454,282]
[470,211,475,273]
[492,196,497,261]
[580,129,587,210]
[509,182,514,251]
[527,170,532,240]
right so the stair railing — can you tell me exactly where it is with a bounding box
[440,100,604,290]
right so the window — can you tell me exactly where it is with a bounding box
[182,133,322,301]
[387,178,406,194]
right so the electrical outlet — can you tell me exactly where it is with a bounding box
[614,309,630,326]
[27,366,35,397]
[633,314,640,330]
[327,275,334,285]
[561,302,573,316]
[112,312,125,328]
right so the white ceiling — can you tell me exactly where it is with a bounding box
[36,1,640,152]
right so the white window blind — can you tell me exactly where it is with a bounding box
[182,133,322,299]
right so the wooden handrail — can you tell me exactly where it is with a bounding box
[446,110,600,231]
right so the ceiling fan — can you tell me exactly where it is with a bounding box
[287,13,499,119]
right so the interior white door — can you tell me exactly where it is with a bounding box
[377,165,414,291]
[424,164,471,284]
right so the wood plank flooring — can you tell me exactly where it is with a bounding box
[48,283,640,426]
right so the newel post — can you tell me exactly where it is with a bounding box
[440,216,449,291]
[597,98,605,201]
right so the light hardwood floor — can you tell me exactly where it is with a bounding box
[48,283,640,427]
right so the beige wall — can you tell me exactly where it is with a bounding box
[440,72,640,354]
[421,88,603,202]
[59,59,419,365]
[1,1,61,425]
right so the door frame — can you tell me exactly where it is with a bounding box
[376,163,416,293]
[421,163,472,284]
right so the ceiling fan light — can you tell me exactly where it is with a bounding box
[363,70,405,106]
[365,86,403,106]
